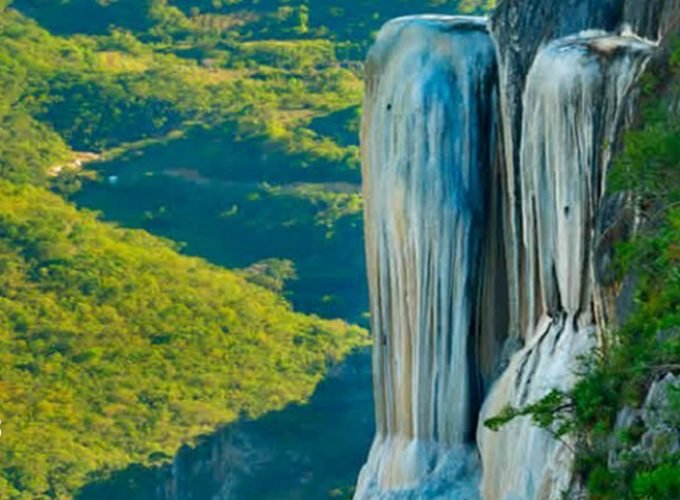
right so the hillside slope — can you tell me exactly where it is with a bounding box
[0,181,366,498]
[0,1,496,497]
[0,3,370,498]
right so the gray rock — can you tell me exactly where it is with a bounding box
[490,0,680,341]
[609,374,680,470]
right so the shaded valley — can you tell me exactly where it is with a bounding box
[77,352,374,500]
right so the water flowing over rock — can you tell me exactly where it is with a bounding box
[624,0,680,39]
[355,15,497,499]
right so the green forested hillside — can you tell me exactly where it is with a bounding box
[0,1,375,497]
[0,0,494,497]
[3,0,368,322]
[0,181,365,498]
[1,0,490,325]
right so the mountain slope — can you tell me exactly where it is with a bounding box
[0,3,368,498]
[0,180,365,498]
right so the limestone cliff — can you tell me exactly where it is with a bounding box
[356,16,497,499]
[355,2,679,499]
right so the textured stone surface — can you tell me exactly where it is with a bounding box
[490,0,679,340]
[479,7,679,496]
[477,33,653,500]
[356,2,680,499]
[609,374,680,471]
[356,15,497,499]
[593,193,640,331]
[624,0,680,39]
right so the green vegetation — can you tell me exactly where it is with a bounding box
[1,0,493,322]
[0,181,365,498]
[485,40,680,500]
[14,0,494,43]
[0,1,378,497]
[71,123,367,321]
[0,0,496,497]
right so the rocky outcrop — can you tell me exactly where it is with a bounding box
[356,2,680,499]
[624,0,680,39]
[609,374,680,472]
[355,15,497,499]
[477,2,680,497]
[477,32,654,500]
[488,0,679,341]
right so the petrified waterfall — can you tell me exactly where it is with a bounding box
[515,33,653,336]
[477,33,654,500]
[356,3,667,499]
[355,16,496,498]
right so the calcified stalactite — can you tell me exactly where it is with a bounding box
[517,33,654,338]
[477,33,653,500]
[624,0,680,40]
[355,16,497,499]
[489,1,623,341]
[488,0,679,342]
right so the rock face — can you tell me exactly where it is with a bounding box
[356,2,679,499]
[355,15,497,499]
[475,1,673,495]
[516,33,651,337]
[477,34,654,499]
[478,34,652,499]
[609,374,680,473]
[624,0,680,39]
[488,0,675,341]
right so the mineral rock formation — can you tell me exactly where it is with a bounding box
[356,15,497,499]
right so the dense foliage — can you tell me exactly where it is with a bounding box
[0,1,391,497]
[486,40,680,500]
[1,0,493,322]
[0,0,494,497]
[0,182,365,498]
